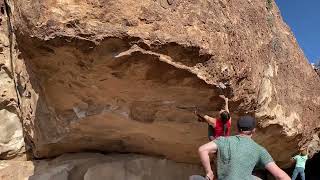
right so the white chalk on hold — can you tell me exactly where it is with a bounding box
[217,82,227,89]
[73,107,87,119]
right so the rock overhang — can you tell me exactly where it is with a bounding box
[0,0,318,167]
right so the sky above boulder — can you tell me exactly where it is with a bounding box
[276,0,320,63]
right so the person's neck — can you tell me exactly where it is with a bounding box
[237,133,252,138]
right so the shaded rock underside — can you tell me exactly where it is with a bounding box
[0,153,203,180]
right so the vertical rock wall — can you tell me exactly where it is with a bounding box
[0,1,24,159]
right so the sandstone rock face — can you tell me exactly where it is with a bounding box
[0,109,24,158]
[0,0,319,167]
[0,160,34,180]
[0,153,202,180]
[0,1,24,159]
[314,64,320,77]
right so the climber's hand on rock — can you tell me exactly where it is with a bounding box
[195,109,206,122]
[219,95,228,101]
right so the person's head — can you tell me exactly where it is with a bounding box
[300,149,308,156]
[237,116,256,136]
[219,110,230,123]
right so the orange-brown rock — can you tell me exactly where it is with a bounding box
[0,0,319,167]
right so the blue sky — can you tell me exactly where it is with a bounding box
[275,0,319,63]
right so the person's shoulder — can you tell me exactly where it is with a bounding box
[214,136,227,142]
[301,155,308,159]
[255,143,274,165]
[217,135,239,141]
[294,155,299,158]
[214,136,236,149]
[252,140,269,152]
[214,135,235,143]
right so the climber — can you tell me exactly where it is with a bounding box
[291,148,308,180]
[198,116,290,180]
[195,95,231,140]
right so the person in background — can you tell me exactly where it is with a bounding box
[291,148,309,180]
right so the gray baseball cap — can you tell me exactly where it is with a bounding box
[237,116,256,131]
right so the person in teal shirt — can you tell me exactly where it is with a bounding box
[198,116,290,180]
[291,149,308,180]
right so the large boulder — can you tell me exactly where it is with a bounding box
[0,0,319,167]
[0,153,203,180]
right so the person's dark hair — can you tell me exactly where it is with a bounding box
[300,149,308,156]
[220,111,230,136]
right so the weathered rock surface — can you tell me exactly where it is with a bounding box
[0,0,319,167]
[0,160,34,180]
[0,1,25,159]
[0,153,202,180]
[0,109,25,158]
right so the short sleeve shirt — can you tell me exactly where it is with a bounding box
[214,136,274,180]
[293,155,308,168]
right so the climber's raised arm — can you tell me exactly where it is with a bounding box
[219,95,229,113]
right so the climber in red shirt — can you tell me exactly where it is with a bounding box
[195,95,231,140]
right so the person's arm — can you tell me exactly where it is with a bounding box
[198,140,218,180]
[265,162,290,180]
[258,148,290,180]
[303,146,310,158]
[195,110,217,127]
[203,115,216,127]
[219,95,229,113]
